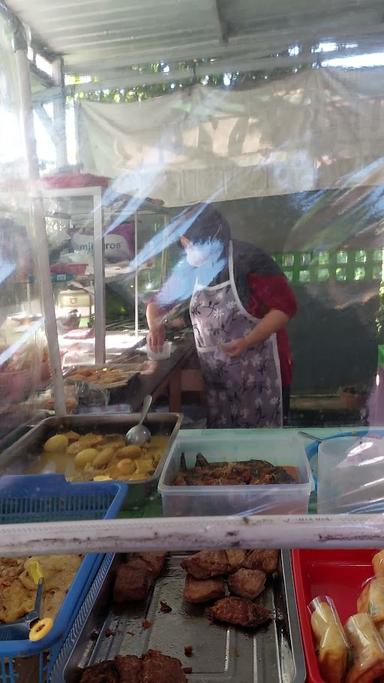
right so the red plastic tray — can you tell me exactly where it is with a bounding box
[292,549,381,683]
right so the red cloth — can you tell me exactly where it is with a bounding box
[246,273,297,386]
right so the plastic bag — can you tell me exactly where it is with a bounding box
[345,613,384,683]
[309,596,349,683]
[317,432,384,513]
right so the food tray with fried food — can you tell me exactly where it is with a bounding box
[0,474,126,683]
[158,429,314,516]
[292,548,384,683]
[64,365,140,389]
[0,414,182,508]
[50,550,305,683]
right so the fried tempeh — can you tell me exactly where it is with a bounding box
[207,596,270,629]
[113,564,152,603]
[225,549,247,573]
[80,661,119,683]
[183,575,225,604]
[242,549,279,574]
[115,655,143,683]
[228,568,266,600]
[127,553,166,579]
[142,649,187,683]
[180,551,230,579]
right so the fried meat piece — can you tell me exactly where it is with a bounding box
[115,655,143,683]
[184,574,225,604]
[228,568,266,600]
[113,564,152,603]
[225,549,247,573]
[207,596,270,629]
[242,550,279,574]
[127,553,166,579]
[80,661,119,683]
[172,457,295,486]
[181,551,229,579]
[142,649,187,683]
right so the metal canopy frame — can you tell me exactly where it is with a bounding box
[6,0,384,97]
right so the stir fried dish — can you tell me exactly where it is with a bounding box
[173,453,297,486]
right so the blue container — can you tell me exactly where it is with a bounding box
[0,474,127,682]
[49,553,115,683]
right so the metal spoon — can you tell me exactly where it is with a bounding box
[125,395,152,445]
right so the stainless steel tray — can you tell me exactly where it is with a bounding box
[0,413,182,508]
[50,552,306,683]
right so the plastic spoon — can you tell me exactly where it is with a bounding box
[125,395,152,445]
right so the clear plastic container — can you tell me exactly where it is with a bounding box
[317,431,384,513]
[144,341,173,360]
[158,429,314,516]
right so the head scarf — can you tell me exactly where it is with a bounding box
[180,203,231,284]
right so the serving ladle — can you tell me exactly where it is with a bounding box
[125,395,152,445]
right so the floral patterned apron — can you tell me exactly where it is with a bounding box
[189,241,282,428]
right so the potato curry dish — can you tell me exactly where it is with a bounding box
[27,431,168,482]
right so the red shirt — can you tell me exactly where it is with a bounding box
[246,273,297,386]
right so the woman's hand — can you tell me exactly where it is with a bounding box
[147,325,165,352]
[222,337,249,358]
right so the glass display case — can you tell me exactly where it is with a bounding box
[40,185,170,366]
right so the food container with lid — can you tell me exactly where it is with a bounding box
[292,548,381,683]
[158,429,314,516]
[317,429,384,513]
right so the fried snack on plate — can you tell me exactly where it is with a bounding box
[0,554,82,624]
[225,549,247,573]
[184,575,225,603]
[310,597,348,683]
[0,580,34,623]
[180,550,230,579]
[115,654,143,682]
[80,661,119,683]
[207,596,270,629]
[142,649,187,683]
[113,564,152,603]
[126,553,167,579]
[228,568,266,600]
[345,613,384,683]
[242,549,279,574]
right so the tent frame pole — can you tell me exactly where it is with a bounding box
[12,14,66,416]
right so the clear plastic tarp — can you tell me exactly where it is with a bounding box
[0,14,52,440]
[1,0,384,516]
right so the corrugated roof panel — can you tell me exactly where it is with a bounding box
[5,0,384,74]
[7,0,222,63]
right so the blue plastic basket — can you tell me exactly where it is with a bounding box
[49,553,115,683]
[0,475,127,683]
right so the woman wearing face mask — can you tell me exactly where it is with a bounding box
[146,204,297,428]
